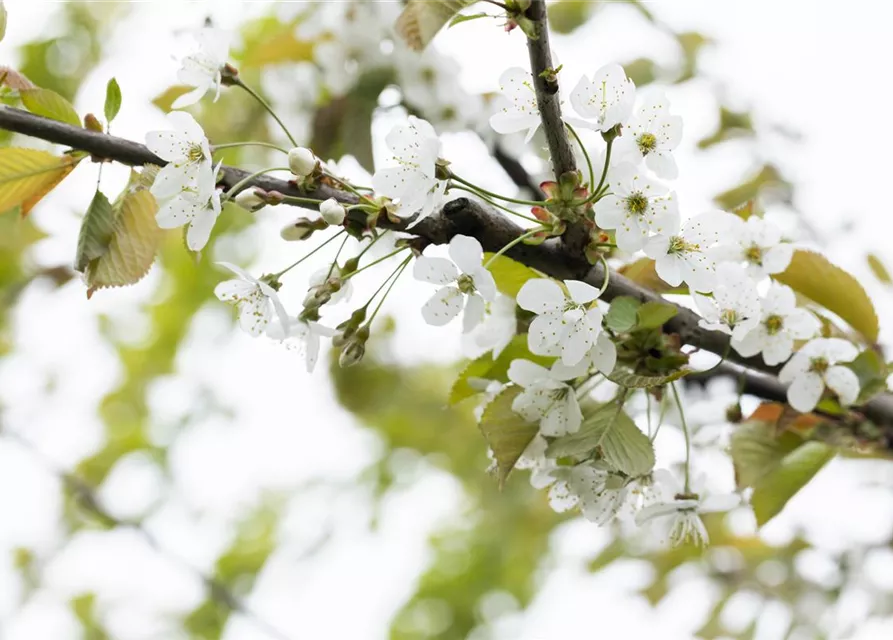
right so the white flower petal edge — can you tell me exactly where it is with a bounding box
[570,63,636,132]
[214,262,288,338]
[779,337,861,412]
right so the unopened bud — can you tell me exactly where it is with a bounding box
[288,147,317,177]
[339,326,370,367]
[725,402,743,424]
[234,189,266,212]
[280,217,326,241]
[320,197,346,225]
[342,256,360,276]
[84,113,103,132]
[263,190,285,205]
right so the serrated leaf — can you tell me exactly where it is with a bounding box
[847,349,888,403]
[868,253,891,285]
[75,191,115,272]
[607,367,690,389]
[546,403,655,476]
[396,0,478,50]
[605,296,640,332]
[21,88,81,127]
[636,301,677,329]
[751,441,834,526]
[84,189,161,297]
[104,78,121,125]
[773,249,879,343]
[483,253,537,298]
[730,420,805,489]
[478,386,538,489]
[618,258,689,295]
[449,334,551,405]
[0,148,80,216]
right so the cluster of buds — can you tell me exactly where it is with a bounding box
[333,307,370,367]
[304,271,347,311]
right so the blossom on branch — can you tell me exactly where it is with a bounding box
[413,235,496,332]
[489,67,544,142]
[570,63,636,132]
[614,93,683,179]
[267,318,336,373]
[508,359,583,436]
[156,174,222,252]
[145,111,213,200]
[171,27,231,109]
[779,338,860,412]
[693,264,761,340]
[214,262,289,338]
[711,215,794,279]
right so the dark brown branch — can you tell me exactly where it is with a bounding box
[2,105,892,428]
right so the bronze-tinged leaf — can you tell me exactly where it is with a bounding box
[0,65,36,90]
[396,0,478,50]
[0,148,80,216]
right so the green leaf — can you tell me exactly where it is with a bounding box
[449,12,489,27]
[483,253,537,298]
[396,0,478,50]
[236,15,315,67]
[21,87,81,127]
[546,404,655,476]
[713,164,790,211]
[84,188,161,297]
[868,253,892,285]
[618,258,689,295]
[751,442,834,526]
[730,421,805,489]
[0,148,80,216]
[75,191,115,272]
[478,386,539,489]
[607,367,690,389]
[0,2,7,43]
[449,334,551,405]
[605,296,641,332]
[636,301,678,330]
[773,249,879,343]
[847,349,889,403]
[103,78,121,125]
[548,0,598,34]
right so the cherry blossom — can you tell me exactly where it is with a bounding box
[156,175,222,251]
[550,332,617,379]
[779,338,860,412]
[171,27,230,109]
[145,111,213,200]
[308,265,353,305]
[595,163,679,252]
[319,198,346,225]
[693,264,761,340]
[508,359,583,437]
[372,116,445,226]
[288,147,318,177]
[732,282,820,366]
[614,93,683,179]
[711,215,794,279]
[516,278,604,367]
[267,318,336,373]
[214,262,289,337]
[644,211,736,293]
[569,64,636,132]
[413,235,496,332]
[488,67,542,142]
[465,294,517,358]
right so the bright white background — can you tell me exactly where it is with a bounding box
[1,1,893,639]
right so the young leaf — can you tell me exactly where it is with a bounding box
[84,189,161,297]
[729,420,805,489]
[605,296,641,332]
[75,191,115,272]
[867,253,892,285]
[449,334,552,405]
[478,386,539,489]
[618,258,689,295]
[396,0,478,50]
[104,78,122,125]
[449,12,489,27]
[607,368,690,389]
[0,148,80,216]
[846,349,889,403]
[0,65,35,91]
[21,88,82,127]
[546,403,655,477]
[750,442,834,526]
[636,301,678,330]
[483,253,538,298]
[0,2,7,43]
[773,249,879,343]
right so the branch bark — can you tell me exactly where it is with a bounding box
[2,105,892,429]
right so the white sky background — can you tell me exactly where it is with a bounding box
[2,1,893,639]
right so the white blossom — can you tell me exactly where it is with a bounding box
[489,67,542,142]
[171,27,230,109]
[644,211,736,293]
[266,317,336,373]
[693,265,761,340]
[288,147,318,177]
[711,216,794,279]
[550,332,617,379]
[464,294,517,358]
[570,63,636,132]
[319,198,346,225]
[308,264,353,305]
[516,278,604,367]
[372,116,445,227]
[413,234,496,332]
[614,93,683,179]
[595,163,679,253]
[508,359,582,437]
[234,189,265,212]
[156,175,222,252]
[779,338,860,413]
[732,282,821,366]
[214,262,289,337]
[145,111,213,200]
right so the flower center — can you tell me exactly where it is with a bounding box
[637,132,658,155]
[720,308,739,327]
[457,274,476,294]
[625,191,649,216]
[744,244,763,265]
[810,356,829,375]
[765,314,784,335]
[550,387,570,402]
[668,235,699,255]
[187,143,206,164]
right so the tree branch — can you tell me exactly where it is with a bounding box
[2,105,892,429]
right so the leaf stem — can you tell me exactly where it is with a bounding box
[483,228,543,269]
[597,253,611,296]
[344,246,408,281]
[367,256,412,323]
[326,233,350,280]
[233,77,298,147]
[273,230,346,279]
[671,382,691,493]
[278,194,327,207]
[450,174,545,207]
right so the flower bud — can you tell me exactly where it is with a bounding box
[320,197,346,225]
[280,217,326,241]
[339,338,366,367]
[234,189,266,212]
[288,147,317,177]
[84,113,103,132]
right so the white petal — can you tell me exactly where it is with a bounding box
[171,86,207,110]
[541,392,582,436]
[646,150,678,179]
[762,333,794,366]
[185,201,220,251]
[560,318,594,366]
[779,353,810,384]
[564,279,600,305]
[785,309,820,340]
[145,130,188,162]
[654,254,683,287]
[216,261,258,284]
[449,234,484,273]
[528,312,565,354]
[167,110,205,142]
[150,163,192,200]
[421,286,464,326]
[591,333,617,374]
[699,493,740,513]
[214,279,254,302]
[819,338,858,364]
[508,359,551,388]
[413,256,459,285]
[787,372,824,413]
[762,243,794,275]
[462,293,486,333]
[517,279,565,314]
[825,366,860,406]
[238,295,271,337]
